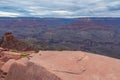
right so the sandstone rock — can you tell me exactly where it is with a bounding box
[0,78,5,80]
[1,59,16,73]
[0,48,4,51]
[0,48,8,52]
[5,51,120,80]
[0,32,33,51]
[0,51,21,62]
[5,58,61,80]
[0,59,16,80]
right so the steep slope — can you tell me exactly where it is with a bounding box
[4,51,120,80]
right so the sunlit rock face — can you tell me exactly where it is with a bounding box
[5,59,61,80]
[4,51,120,80]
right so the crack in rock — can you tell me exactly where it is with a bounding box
[76,53,86,63]
[53,69,86,75]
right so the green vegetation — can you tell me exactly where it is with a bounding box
[20,53,29,58]
[11,49,18,52]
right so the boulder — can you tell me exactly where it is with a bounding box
[0,59,16,80]
[5,58,61,80]
[0,51,21,62]
[1,59,16,73]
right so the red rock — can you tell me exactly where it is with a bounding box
[5,58,61,80]
[0,78,5,80]
[0,32,33,51]
[5,51,120,80]
[0,51,21,62]
[1,59,15,73]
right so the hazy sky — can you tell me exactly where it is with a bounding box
[0,0,120,17]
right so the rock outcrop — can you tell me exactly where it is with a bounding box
[2,51,120,80]
[0,47,21,63]
[0,32,33,51]
[6,59,61,80]
[0,47,22,80]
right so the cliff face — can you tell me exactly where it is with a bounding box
[0,32,33,51]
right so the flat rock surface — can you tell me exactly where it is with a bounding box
[6,51,120,80]
[31,51,120,80]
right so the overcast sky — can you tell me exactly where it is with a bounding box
[0,0,120,17]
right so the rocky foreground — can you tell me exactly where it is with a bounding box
[0,49,120,80]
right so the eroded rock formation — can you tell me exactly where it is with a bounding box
[0,32,33,51]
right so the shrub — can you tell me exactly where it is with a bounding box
[20,53,29,58]
[11,49,17,52]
